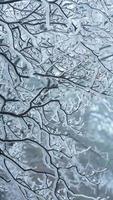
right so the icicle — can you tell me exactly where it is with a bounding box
[42,0,51,30]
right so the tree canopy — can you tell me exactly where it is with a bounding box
[0,0,113,200]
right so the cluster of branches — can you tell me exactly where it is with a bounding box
[0,0,113,200]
